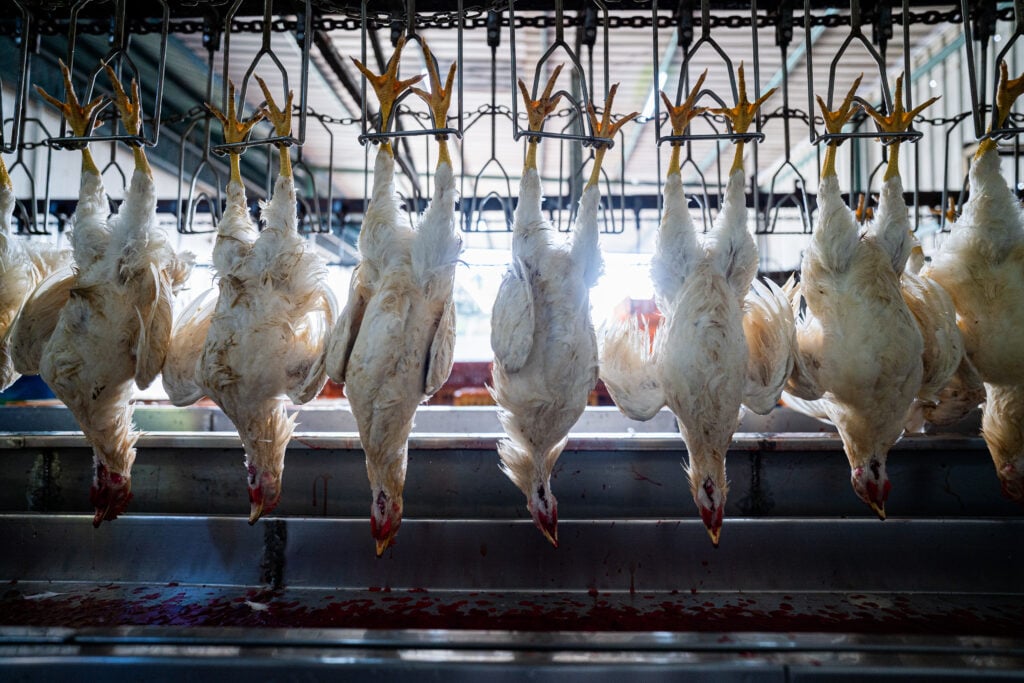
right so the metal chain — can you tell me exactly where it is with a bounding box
[6,6,1007,38]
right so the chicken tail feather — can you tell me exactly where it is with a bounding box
[742,277,795,414]
[162,287,216,406]
[599,317,665,421]
[901,271,963,402]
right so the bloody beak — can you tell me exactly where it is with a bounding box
[248,486,264,525]
[530,501,559,549]
[537,518,559,548]
[868,500,887,521]
[699,503,724,548]
[371,510,400,557]
[249,500,264,525]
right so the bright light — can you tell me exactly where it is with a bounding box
[641,71,670,119]
[929,79,938,89]
[995,34,1003,42]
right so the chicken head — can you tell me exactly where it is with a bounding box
[528,481,559,548]
[370,488,403,557]
[247,462,282,524]
[688,458,728,547]
[90,462,133,527]
[850,458,891,520]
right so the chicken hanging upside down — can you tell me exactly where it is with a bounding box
[0,149,70,392]
[489,67,637,548]
[927,61,1024,503]
[162,78,336,523]
[784,75,942,518]
[23,62,192,525]
[326,38,462,556]
[857,76,965,439]
[600,65,792,547]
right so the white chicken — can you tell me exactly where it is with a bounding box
[784,75,942,518]
[927,61,1024,502]
[326,39,461,556]
[857,76,963,434]
[489,70,637,548]
[600,66,792,546]
[25,62,192,525]
[162,78,336,523]
[0,153,70,391]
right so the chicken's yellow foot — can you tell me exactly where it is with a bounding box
[205,80,266,184]
[255,75,294,179]
[103,63,152,178]
[944,195,958,223]
[854,192,874,224]
[815,74,863,178]
[410,38,457,168]
[518,64,565,171]
[709,62,776,175]
[351,36,425,155]
[995,60,1024,129]
[977,60,1024,158]
[861,73,939,181]
[35,59,107,176]
[584,82,639,188]
[661,69,708,176]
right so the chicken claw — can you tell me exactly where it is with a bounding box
[861,74,938,136]
[205,80,266,146]
[584,83,639,187]
[255,75,293,138]
[103,63,145,138]
[710,62,776,136]
[409,39,457,134]
[587,82,639,145]
[518,64,565,134]
[351,36,425,136]
[854,192,874,225]
[35,59,108,139]
[660,69,708,136]
[815,74,863,136]
[995,60,1024,130]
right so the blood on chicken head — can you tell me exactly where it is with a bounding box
[695,475,725,548]
[528,482,559,548]
[247,462,282,524]
[370,488,403,557]
[850,457,891,520]
[90,462,133,528]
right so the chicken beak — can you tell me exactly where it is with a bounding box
[869,500,886,521]
[539,523,559,549]
[375,536,392,558]
[705,525,721,548]
[249,500,264,525]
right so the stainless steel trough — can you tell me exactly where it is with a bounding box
[0,404,1020,680]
